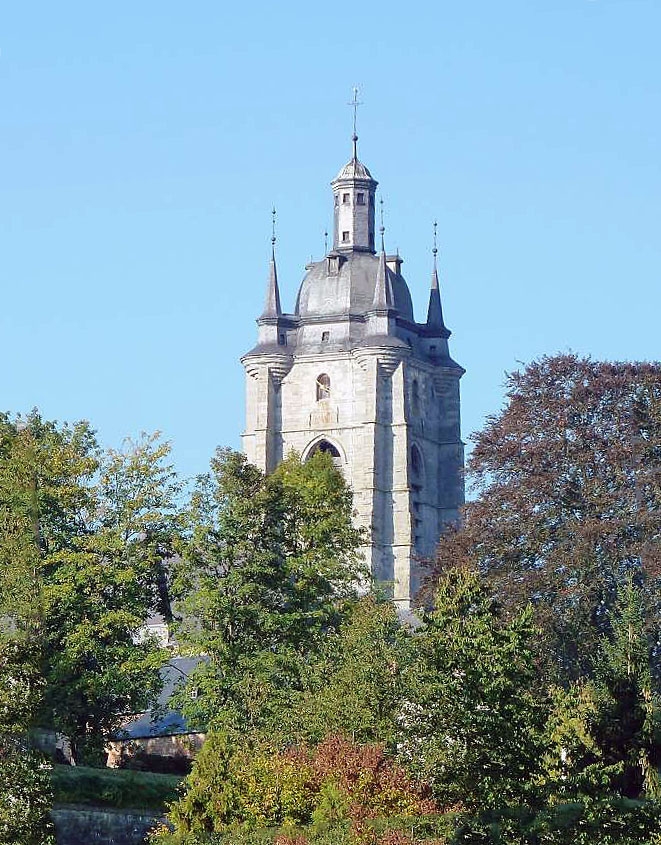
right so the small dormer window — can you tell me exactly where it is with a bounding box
[342,193,350,204]
[356,192,365,205]
[321,331,330,343]
[342,231,350,243]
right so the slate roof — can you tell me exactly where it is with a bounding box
[295,251,414,321]
[117,656,203,739]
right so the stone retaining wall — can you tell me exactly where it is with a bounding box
[52,804,165,845]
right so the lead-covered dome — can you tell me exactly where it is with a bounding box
[333,157,375,182]
[295,251,414,320]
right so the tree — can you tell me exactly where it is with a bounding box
[40,431,179,762]
[0,736,56,845]
[0,412,176,763]
[283,595,413,748]
[545,579,661,803]
[432,354,661,677]
[172,449,366,732]
[403,567,548,812]
[0,640,56,845]
[0,417,56,844]
[97,432,183,622]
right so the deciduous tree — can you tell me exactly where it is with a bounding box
[432,354,661,676]
[283,595,413,748]
[172,449,366,732]
[0,413,177,763]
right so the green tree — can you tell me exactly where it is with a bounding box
[403,567,548,811]
[0,736,56,845]
[591,578,661,799]
[98,432,182,622]
[432,355,661,678]
[172,449,366,732]
[0,416,56,844]
[284,595,413,748]
[546,579,661,803]
[40,431,179,762]
[0,413,177,763]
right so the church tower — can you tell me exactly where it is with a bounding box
[241,125,464,607]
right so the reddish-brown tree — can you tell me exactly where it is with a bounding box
[431,354,661,677]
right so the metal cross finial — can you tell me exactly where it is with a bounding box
[271,207,277,246]
[348,86,362,158]
[349,86,361,137]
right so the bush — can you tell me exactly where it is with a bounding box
[155,733,442,843]
[0,736,55,845]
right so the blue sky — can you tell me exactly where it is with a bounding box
[1,1,660,481]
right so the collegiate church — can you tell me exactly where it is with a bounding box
[241,126,464,607]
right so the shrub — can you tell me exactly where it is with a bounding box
[157,733,441,843]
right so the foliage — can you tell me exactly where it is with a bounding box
[543,579,661,803]
[589,578,661,799]
[282,595,413,748]
[0,412,177,762]
[451,797,661,844]
[403,566,548,811]
[40,428,179,762]
[172,449,366,731]
[0,736,55,845]
[155,733,440,844]
[432,354,661,677]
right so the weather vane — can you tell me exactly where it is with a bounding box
[271,207,277,247]
[432,220,438,259]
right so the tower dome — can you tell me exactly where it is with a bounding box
[294,251,414,321]
[333,157,374,181]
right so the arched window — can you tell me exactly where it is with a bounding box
[316,373,331,401]
[308,439,342,469]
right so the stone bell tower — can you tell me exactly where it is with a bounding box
[241,126,464,607]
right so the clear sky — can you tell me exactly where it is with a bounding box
[2,1,660,482]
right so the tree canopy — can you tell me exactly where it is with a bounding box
[172,448,367,732]
[0,412,177,763]
[432,353,661,676]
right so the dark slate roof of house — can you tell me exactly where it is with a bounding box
[117,656,203,739]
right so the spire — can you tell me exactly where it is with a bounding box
[373,198,393,309]
[260,208,282,319]
[426,221,446,330]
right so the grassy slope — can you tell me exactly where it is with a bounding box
[51,764,183,812]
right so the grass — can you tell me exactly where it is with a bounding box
[51,764,183,812]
